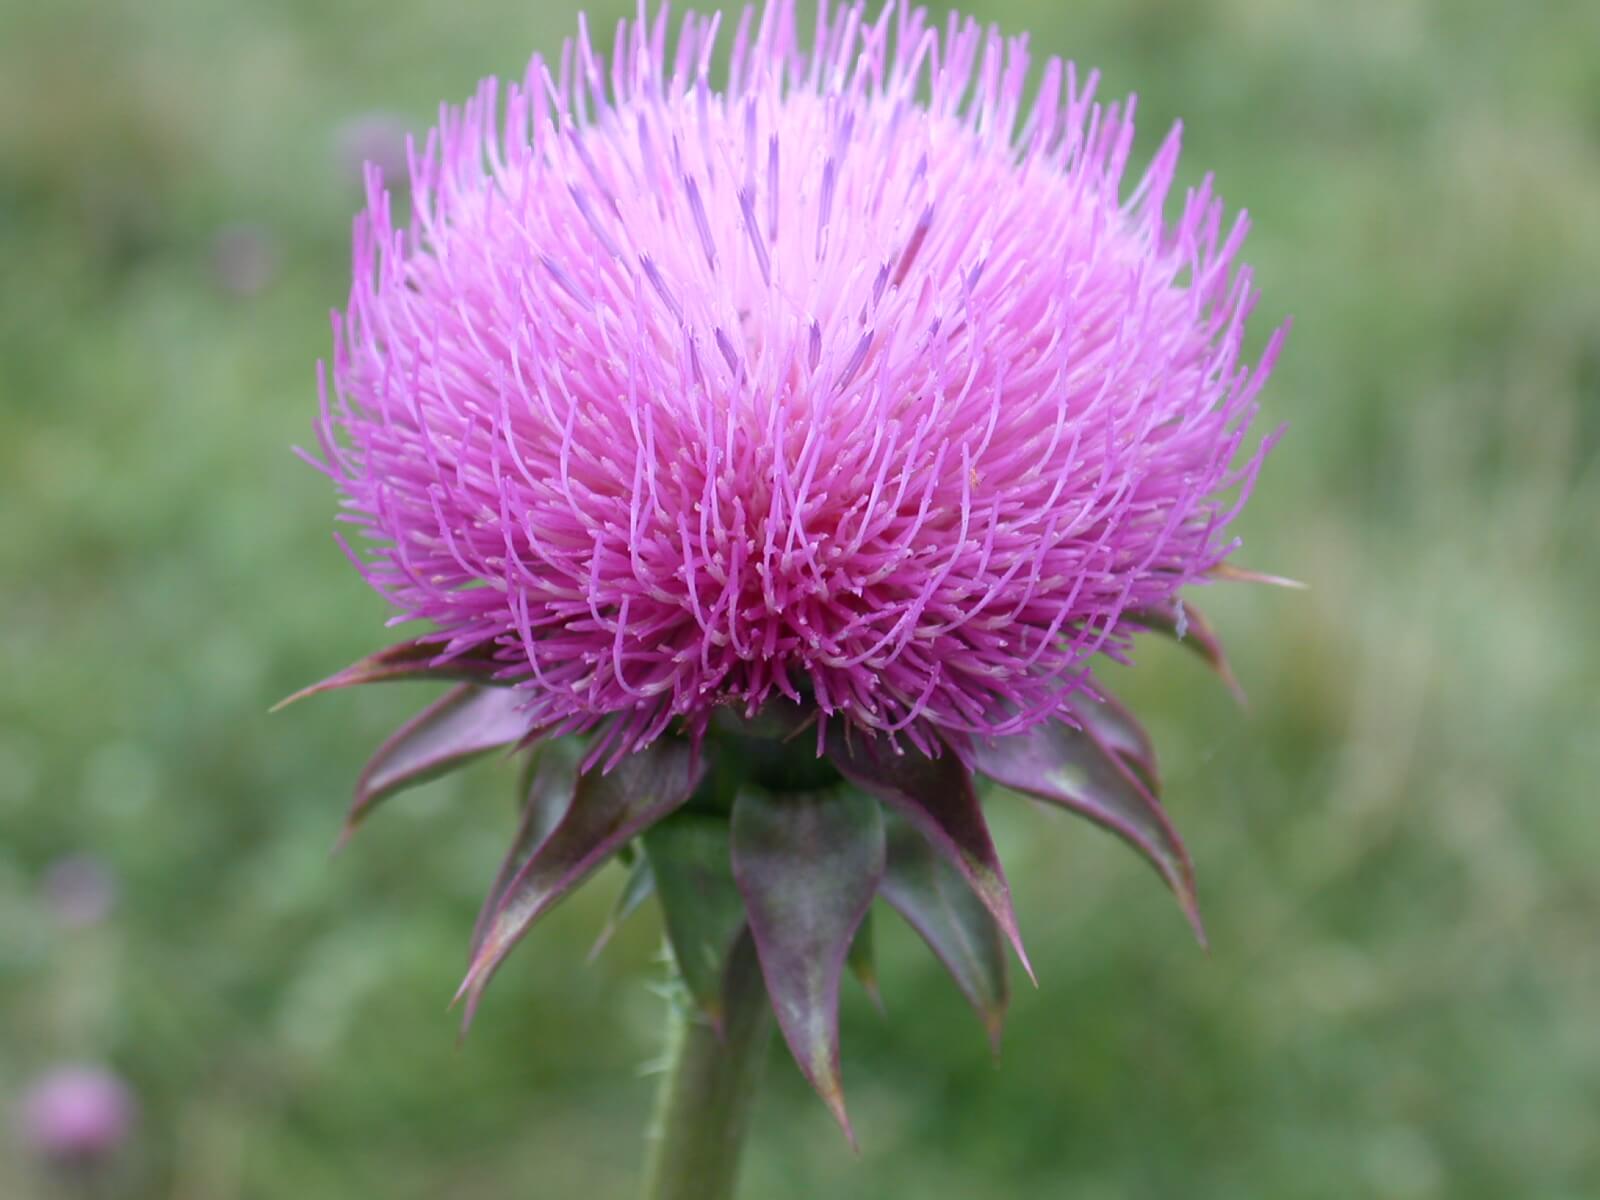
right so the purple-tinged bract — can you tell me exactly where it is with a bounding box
[314,0,1285,761]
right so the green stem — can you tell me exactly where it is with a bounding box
[641,935,772,1200]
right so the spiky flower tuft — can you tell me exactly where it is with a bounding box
[295,0,1290,1144]
[312,0,1283,764]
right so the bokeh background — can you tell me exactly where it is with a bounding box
[3,0,1598,1195]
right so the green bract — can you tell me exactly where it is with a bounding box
[286,591,1263,1138]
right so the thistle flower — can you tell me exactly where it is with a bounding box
[332,112,414,193]
[293,0,1288,1148]
[211,223,278,298]
[41,854,118,929]
[16,1065,135,1166]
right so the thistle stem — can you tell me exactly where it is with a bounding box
[641,935,772,1200]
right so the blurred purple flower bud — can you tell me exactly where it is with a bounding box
[210,223,278,297]
[18,1065,135,1165]
[42,855,118,928]
[334,112,412,190]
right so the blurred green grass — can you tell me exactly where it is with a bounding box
[2,0,1598,1196]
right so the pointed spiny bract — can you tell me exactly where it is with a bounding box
[317,0,1285,763]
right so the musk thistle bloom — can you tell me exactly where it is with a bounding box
[17,1065,136,1167]
[293,0,1287,1143]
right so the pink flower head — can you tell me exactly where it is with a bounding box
[313,0,1285,761]
[333,112,414,192]
[17,1065,135,1165]
[42,854,118,928]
